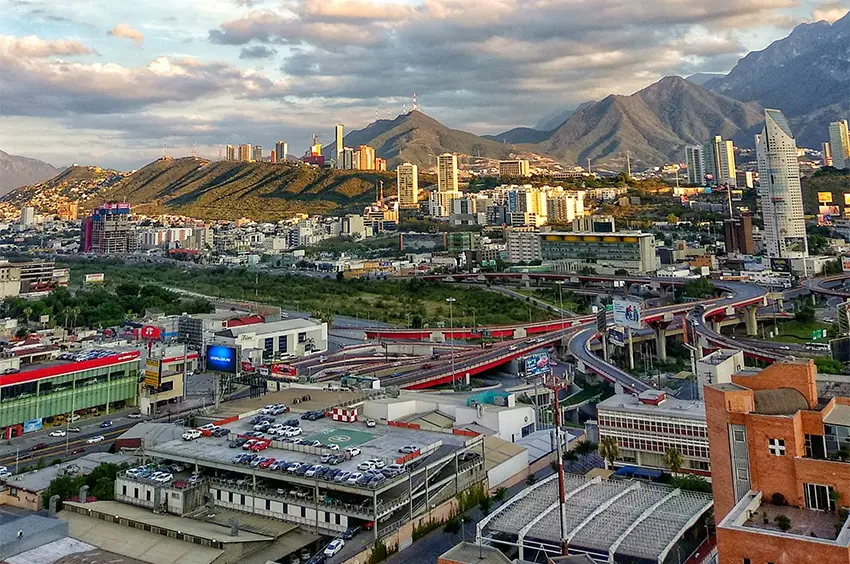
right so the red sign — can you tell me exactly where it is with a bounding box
[140,326,161,340]
[241,361,255,373]
[271,364,297,377]
[0,350,141,387]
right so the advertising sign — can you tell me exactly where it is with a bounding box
[522,352,551,378]
[84,273,105,284]
[39,314,49,323]
[140,325,161,340]
[23,419,42,433]
[682,317,699,351]
[819,205,840,226]
[144,358,162,388]
[612,298,643,329]
[843,257,850,272]
[271,364,297,379]
[207,344,238,374]
[731,190,743,202]
[818,191,834,203]
[608,327,626,347]
[596,307,608,333]
[845,193,850,207]
[770,258,793,273]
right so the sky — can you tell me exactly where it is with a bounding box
[1,0,848,170]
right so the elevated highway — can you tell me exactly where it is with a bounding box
[804,273,850,299]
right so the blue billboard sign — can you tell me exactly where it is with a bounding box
[207,345,238,374]
[523,352,551,378]
[23,419,43,433]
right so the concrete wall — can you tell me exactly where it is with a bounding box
[487,449,529,489]
[0,485,42,511]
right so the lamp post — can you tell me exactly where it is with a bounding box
[555,280,565,332]
[446,297,456,390]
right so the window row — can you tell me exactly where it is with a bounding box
[597,414,708,438]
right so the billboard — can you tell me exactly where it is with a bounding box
[144,358,162,388]
[819,205,840,226]
[731,190,743,202]
[770,258,793,273]
[23,419,42,433]
[608,327,626,347]
[207,344,238,374]
[682,317,699,351]
[843,257,850,272]
[84,273,105,284]
[612,298,643,329]
[845,193,850,207]
[140,325,162,340]
[522,352,551,378]
[818,191,834,203]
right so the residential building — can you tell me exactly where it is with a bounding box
[572,214,615,233]
[706,360,850,564]
[597,390,710,475]
[498,159,530,178]
[429,189,462,218]
[341,214,366,239]
[20,206,36,226]
[695,349,744,400]
[446,231,481,254]
[334,124,344,168]
[213,318,327,362]
[269,149,276,163]
[275,141,287,163]
[397,163,419,208]
[0,263,22,298]
[723,213,755,255]
[238,144,252,162]
[252,145,263,162]
[704,136,737,187]
[341,147,354,170]
[756,109,807,258]
[829,119,850,170]
[824,141,834,167]
[375,157,387,171]
[356,145,375,170]
[449,197,486,226]
[546,192,585,224]
[225,144,236,161]
[57,201,79,221]
[539,231,658,274]
[506,229,541,263]
[437,153,459,192]
[82,203,139,254]
[685,145,705,185]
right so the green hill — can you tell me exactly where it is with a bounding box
[1,165,128,213]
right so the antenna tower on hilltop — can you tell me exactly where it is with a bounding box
[412,92,420,112]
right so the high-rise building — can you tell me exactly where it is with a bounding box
[225,144,236,161]
[756,109,807,258]
[252,145,263,162]
[375,157,387,172]
[82,203,138,254]
[275,141,288,163]
[437,153,458,192]
[341,147,354,170]
[723,213,754,255]
[238,144,252,162]
[706,360,850,564]
[823,141,834,167]
[269,150,277,164]
[704,136,737,187]
[356,145,375,170]
[546,192,585,224]
[20,206,36,226]
[396,163,419,208]
[335,124,344,169]
[685,145,705,185]
[498,160,530,178]
[829,119,850,170]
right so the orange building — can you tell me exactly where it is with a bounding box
[706,360,850,564]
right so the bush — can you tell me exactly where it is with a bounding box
[775,514,791,531]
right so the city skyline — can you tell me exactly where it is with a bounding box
[1,0,848,169]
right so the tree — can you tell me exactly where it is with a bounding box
[444,515,461,535]
[574,441,597,457]
[680,278,714,299]
[664,447,685,475]
[22,306,32,325]
[598,437,620,470]
[526,473,537,486]
[815,356,844,375]
[795,303,816,324]
[808,233,829,255]
[479,495,493,514]
[492,487,507,504]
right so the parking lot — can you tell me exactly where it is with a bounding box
[301,428,375,449]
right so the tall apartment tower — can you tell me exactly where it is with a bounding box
[342,147,354,170]
[437,153,458,192]
[275,141,288,163]
[335,124,344,169]
[356,145,375,170]
[396,163,419,208]
[823,141,834,167]
[238,144,252,162]
[706,360,850,564]
[252,145,263,162]
[829,119,850,170]
[685,145,705,185]
[82,203,138,254]
[723,213,754,255]
[756,109,807,258]
[225,144,236,161]
[704,136,737,187]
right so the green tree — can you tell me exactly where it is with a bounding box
[598,436,620,470]
[444,515,461,535]
[808,233,829,255]
[664,447,685,474]
[526,473,538,486]
[479,495,493,514]
[680,278,714,299]
[492,487,508,504]
[815,356,843,375]
[796,303,816,324]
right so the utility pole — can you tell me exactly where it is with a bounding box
[544,371,568,555]
[446,297,456,389]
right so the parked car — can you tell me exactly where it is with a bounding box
[381,463,405,477]
[357,461,375,471]
[294,464,310,476]
[284,418,300,427]
[212,427,230,437]
[320,453,334,463]
[345,447,361,457]
[398,445,418,454]
[259,457,276,469]
[250,456,267,468]
[355,473,373,486]
[305,465,323,477]
[182,429,202,441]
[287,462,304,473]
[67,426,81,433]
[250,441,268,452]
[229,438,247,448]
[323,539,344,557]
[100,420,113,428]
[324,468,342,481]
[242,439,258,450]
[346,472,363,484]
[334,471,352,483]
[366,419,376,428]
[48,429,66,437]
[368,474,386,487]
[172,480,189,489]
[128,412,143,419]
[367,458,385,469]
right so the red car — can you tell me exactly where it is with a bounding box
[259,457,276,469]
[70,447,86,455]
[250,441,268,452]
[171,480,189,489]
[31,442,47,451]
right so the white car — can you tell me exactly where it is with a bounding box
[285,427,303,437]
[398,445,418,454]
[182,429,202,441]
[326,444,340,451]
[128,413,143,419]
[324,539,345,557]
[48,429,67,437]
[87,435,105,444]
[152,472,173,483]
[367,458,386,469]
[345,446,361,457]
[0,471,12,479]
[357,461,375,471]
[366,419,376,428]
[346,472,363,484]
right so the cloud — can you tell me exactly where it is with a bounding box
[812,2,849,22]
[239,45,276,59]
[107,23,145,45]
[0,35,97,57]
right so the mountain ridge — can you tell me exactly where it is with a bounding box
[0,150,61,196]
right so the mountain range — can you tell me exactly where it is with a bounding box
[0,150,60,196]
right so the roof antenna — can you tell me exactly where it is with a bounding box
[412,92,419,112]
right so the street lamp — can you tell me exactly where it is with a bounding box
[446,297,456,389]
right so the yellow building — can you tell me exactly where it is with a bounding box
[397,163,419,208]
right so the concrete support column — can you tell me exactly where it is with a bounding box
[655,327,668,363]
[712,319,721,334]
[745,306,758,337]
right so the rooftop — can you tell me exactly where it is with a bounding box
[596,393,706,421]
[1,452,136,492]
[824,404,850,427]
[215,318,320,338]
[752,388,809,415]
[0,350,140,387]
[438,541,513,564]
[697,349,741,366]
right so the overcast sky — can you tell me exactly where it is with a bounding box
[1,0,848,170]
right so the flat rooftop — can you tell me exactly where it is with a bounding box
[1,452,137,492]
[439,542,513,564]
[216,318,321,338]
[202,387,362,420]
[0,350,140,387]
[596,393,706,421]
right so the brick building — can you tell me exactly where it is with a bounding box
[706,360,850,564]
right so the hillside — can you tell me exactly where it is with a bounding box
[0,150,60,195]
[483,127,553,144]
[2,165,128,213]
[96,157,395,220]
[534,76,764,166]
[705,11,850,148]
[323,111,518,169]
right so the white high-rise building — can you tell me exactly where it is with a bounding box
[334,124,344,169]
[275,141,288,163]
[685,145,705,185]
[396,163,419,208]
[20,206,36,226]
[756,109,807,258]
[829,119,850,170]
[704,136,737,187]
[437,153,458,192]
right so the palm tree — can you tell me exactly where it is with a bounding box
[598,437,620,470]
[70,307,81,332]
[575,440,597,458]
[23,306,32,326]
[664,447,684,475]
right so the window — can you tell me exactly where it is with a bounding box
[301,507,306,518]
[805,483,836,511]
[768,438,786,456]
[298,332,306,344]
[266,499,271,510]
[736,467,749,481]
[733,429,745,443]
[146,490,151,501]
[122,485,127,496]
[743,559,751,564]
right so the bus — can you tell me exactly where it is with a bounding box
[804,342,831,352]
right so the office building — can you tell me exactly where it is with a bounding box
[829,119,850,170]
[546,192,584,224]
[238,144,252,162]
[506,229,542,263]
[437,153,459,192]
[428,190,462,218]
[685,145,705,185]
[723,213,755,255]
[397,163,419,208]
[0,263,22,298]
[449,197,485,226]
[597,390,710,475]
[823,141,834,167]
[695,349,744,400]
[706,360,850,564]
[539,232,658,274]
[357,145,375,170]
[572,214,615,233]
[446,231,481,254]
[82,203,139,254]
[334,124,344,168]
[341,147,354,170]
[756,109,807,258]
[213,318,327,360]
[252,145,263,162]
[498,160,530,178]
[275,141,287,163]
[225,144,236,161]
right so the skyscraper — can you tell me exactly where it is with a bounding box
[685,145,705,185]
[829,119,850,170]
[704,136,737,187]
[225,144,236,161]
[342,147,354,170]
[823,141,834,167]
[437,153,458,192]
[335,124,344,169]
[356,145,375,170]
[756,109,807,258]
[252,145,263,162]
[275,141,288,163]
[238,144,252,162]
[397,163,419,208]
